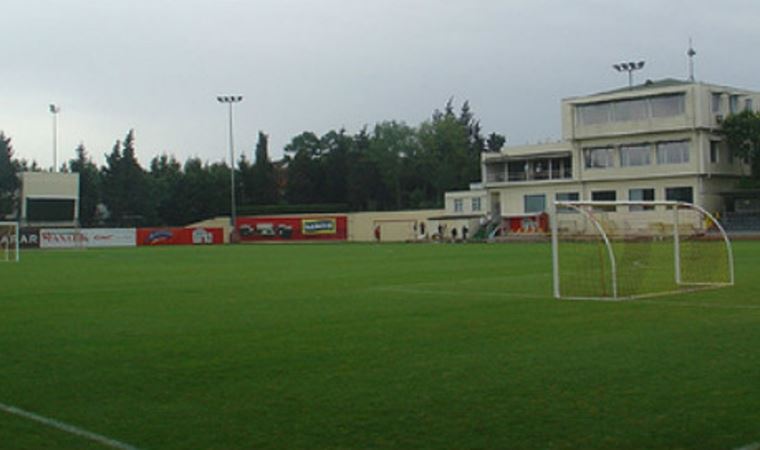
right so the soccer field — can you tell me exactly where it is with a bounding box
[1,242,759,450]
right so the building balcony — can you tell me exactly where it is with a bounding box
[485,155,573,185]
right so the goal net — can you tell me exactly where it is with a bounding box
[551,201,733,300]
[0,222,20,262]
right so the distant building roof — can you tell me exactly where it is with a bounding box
[592,78,693,97]
[567,78,759,103]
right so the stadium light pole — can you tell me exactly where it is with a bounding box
[217,95,243,241]
[612,61,645,87]
[49,104,61,172]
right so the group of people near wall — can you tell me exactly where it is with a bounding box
[372,221,469,243]
[433,223,469,242]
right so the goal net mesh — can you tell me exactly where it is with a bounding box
[552,202,733,300]
[0,222,19,262]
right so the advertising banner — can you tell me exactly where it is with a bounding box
[40,228,137,249]
[0,227,40,249]
[504,212,549,234]
[137,227,224,246]
[237,216,347,242]
[19,227,40,248]
[302,218,337,235]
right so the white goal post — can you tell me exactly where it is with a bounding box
[0,222,20,262]
[551,201,734,300]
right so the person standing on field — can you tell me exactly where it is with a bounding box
[374,225,381,242]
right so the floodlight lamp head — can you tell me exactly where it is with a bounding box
[217,96,243,103]
[637,61,645,69]
[613,64,622,72]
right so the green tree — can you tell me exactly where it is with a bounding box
[101,130,153,226]
[149,153,183,225]
[174,158,231,225]
[320,129,353,205]
[238,153,255,207]
[721,110,760,177]
[284,132,324,204]
[249,132,279,205]
[346,128,383,211]
[486,132,506,153]
[0,132,19,217]
[369,121,419,210]
[68,144,101,226]
[417,100,475,205]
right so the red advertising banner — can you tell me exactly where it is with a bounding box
[137,227,224,246]
[503,212,549,234]
[236,216,347,242]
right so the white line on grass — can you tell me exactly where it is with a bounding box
[374,286,548,300]
[0,402,143,450]
[734,442,760,450]
[378,272,551,291]
[374,287,760,310]
[636,299,760,311]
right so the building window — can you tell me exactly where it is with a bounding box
[612,98,648,122]
[532,159,550,180]
[620,144,652,167]
[591,190,617,211]
[507,161,527,181]
[729,95,739,114]
[471,197,481,212]
[656,141,690,164]
[577,103,611,125]
[576,93,686,125]
[665,187,694,204]
[710,141,720,164]
[524,194,546,213]
[555,192,580,213]
[584,147,615,168]
[712,93,722,113]
[746,98,754,111]
[454,199,463,212]
[629,188,655,211]
[551,156,572,179]
[486,162,506,183]
[650,94,686,118]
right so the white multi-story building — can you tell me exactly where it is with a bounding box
[446,79,757,225]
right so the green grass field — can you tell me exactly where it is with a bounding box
[1,242,759,450]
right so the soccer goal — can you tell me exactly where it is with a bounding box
[0,222,20,262]
[551,201,733,300]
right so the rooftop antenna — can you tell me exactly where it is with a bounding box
[687,38,696,82]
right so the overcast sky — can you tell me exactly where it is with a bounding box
[2,0,759,169]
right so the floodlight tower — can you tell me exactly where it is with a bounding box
[217,95,244,239]
[612,61,646,87]
[49,104,61,172]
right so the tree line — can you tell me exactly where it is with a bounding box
[0,100,506,227]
